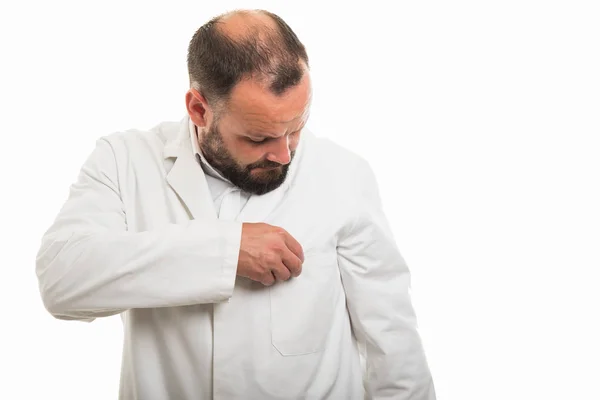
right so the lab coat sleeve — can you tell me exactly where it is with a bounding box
[336,159,436,400]
[35,138,241,321]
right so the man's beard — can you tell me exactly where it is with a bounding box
[198,122,295,195]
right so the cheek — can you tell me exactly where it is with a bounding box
[221,136,252,162]
[236,142,268,166]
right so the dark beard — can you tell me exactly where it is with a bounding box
[198,123,295,195]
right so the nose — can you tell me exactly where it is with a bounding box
[265,136,291,165]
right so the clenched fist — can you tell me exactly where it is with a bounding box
[237,222,304,286]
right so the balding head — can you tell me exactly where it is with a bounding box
[215,9,279,40]
[187,9,309,109]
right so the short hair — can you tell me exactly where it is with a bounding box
[187,10,309,109]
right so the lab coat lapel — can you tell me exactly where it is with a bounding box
[164,117,216,220]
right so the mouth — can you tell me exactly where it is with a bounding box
[253,166,281,171]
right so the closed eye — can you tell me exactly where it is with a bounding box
[247,137,268,144]
[246,129,302,145]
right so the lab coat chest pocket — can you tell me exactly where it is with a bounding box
[269,250,340,356]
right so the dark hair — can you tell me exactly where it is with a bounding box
[187,10,309,109]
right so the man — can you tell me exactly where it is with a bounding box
[36,9,436,400]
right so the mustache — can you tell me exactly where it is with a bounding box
[248,160,283,169]
[247,151,296,170]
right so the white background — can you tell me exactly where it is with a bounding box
[1,1,599,399]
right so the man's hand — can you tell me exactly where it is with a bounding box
[237,222,304,286]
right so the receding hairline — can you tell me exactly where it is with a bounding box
[212,9,280,42]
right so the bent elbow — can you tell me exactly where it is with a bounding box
[37,275,87,321]
[35,239,92,322]
[38,286,96,322]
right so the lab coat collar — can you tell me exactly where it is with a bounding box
[163,116,216,220]
[187,117,232,184]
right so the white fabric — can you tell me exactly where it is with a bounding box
[36,115,436,400]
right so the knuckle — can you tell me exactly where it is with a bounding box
[274,226,288,236]
[264,252,279,266]
[269,241,284,253]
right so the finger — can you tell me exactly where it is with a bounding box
[261,272,276,286]
[280,229,304,263]
[271,263,292,281]
[281,248,303,277]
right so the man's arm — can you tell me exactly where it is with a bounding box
[35,138,242,321]
[337,159,436,399]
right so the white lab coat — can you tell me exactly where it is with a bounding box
[36,116,436,399]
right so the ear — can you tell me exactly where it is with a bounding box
[185,88,212,128]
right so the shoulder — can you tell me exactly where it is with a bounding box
[303,129,374,186]
[98,120,180,157]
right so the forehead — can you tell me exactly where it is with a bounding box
[225,71,312,130]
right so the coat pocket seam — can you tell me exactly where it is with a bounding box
[269,250,338,357]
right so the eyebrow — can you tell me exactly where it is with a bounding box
[246,120,308,139]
